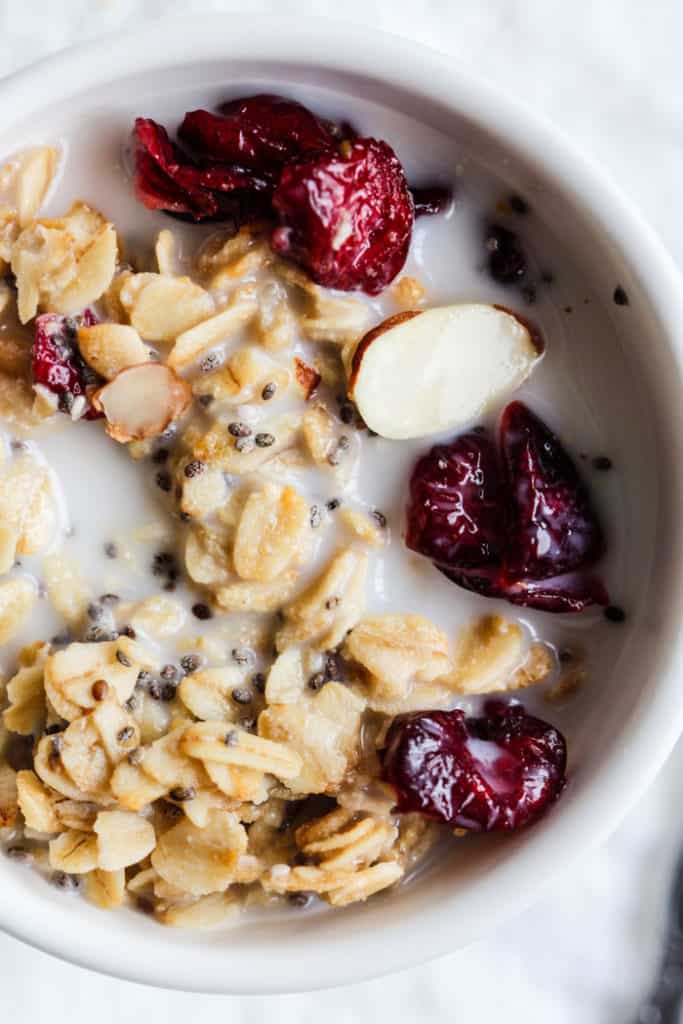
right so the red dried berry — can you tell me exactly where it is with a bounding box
[486,223,527,285]
[32,311,103,420]
[134,118,272,223]
[271,137,414,294]
[500,401,605,580]
[382,702,567,831]
[443,566,609,613]
[179,94,337,173]
[411,185,454,218]
[405,402,608,612]
[405,432,503,571]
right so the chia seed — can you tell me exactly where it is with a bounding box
[169,786,196,802]
[151,447,169,465]
[261,382,277,401]
[120,625,137,639]
[136,669,153,688]
[180,654,202,674]
[371,509,387,528]
[325,596,340,610]
[231,646,253,666]
[224,729,239,746]
[228,421,252,437]
[104,541,118,559]
[255,432,275,448]
[308,672,327,692]
[252,672,266,693]
[86,602,104,621]
[613,286,629,306]
[339,402,355,424]
[51,870,80,892]
[184,459,205,478]
[231,687,252,705]
[155,471,172,493]
[147,680,163,700]
[116,726,135,744]
[116,650,132,667]
[508,194,530,215]
[192,602,213,620]
[160,664,179,684]
[200,352,221,372]
[198,393,214,408]
[326,498,341,511]
[310,504,322,529]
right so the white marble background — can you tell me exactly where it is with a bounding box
[1,0,682,1019]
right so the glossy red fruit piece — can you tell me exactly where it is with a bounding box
[382,701,567,831]
[500,401,605,580]
[179,94,337,172]
[134,118,219,219]
[271,137,414,294]
[134,118,273,223]
[32,311,103,419]
[442,566,608,613]
[410,185,454,218]
[405,431,503,571]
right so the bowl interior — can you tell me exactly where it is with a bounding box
[1,22,683,993]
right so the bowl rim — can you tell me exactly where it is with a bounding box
[2,12,683,994]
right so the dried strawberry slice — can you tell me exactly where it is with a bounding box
[500,401,605,580]
[406,431,503,571]
[271,137,414,294]
[32,311,103,420]
[382,701,567,831]
[179,94,337,172]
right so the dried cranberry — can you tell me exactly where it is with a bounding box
[500,401,605,579]
[134,118,272,223]
[410,185,454,217]
[271,138,414,294]
[382,702,567,831]
[179,94,336,173]
[405,403,608,612]
[486,223,527,284]
[444,566,609,613]
[405,432,503,571]
[32,311,103,419]
[134,118,219,219]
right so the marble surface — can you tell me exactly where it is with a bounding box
[1,0,683,1019]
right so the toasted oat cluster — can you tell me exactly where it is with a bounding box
[0,128,580,930]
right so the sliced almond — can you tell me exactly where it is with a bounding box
[77,323,150,380]
[92,362,192,443]
[349,305,542,440]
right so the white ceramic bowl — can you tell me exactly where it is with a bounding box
[2,15,683,995]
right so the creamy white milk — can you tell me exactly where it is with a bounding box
[0,74,647,774]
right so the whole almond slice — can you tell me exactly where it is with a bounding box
[348,304,542,440]
[92,362,191,442]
